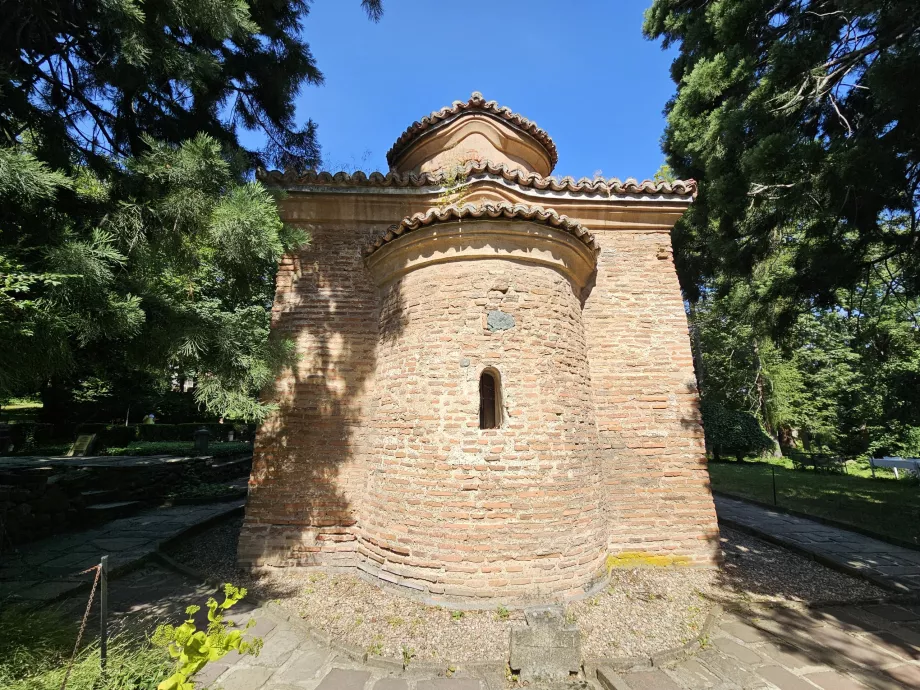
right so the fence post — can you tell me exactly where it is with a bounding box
[772,465,777,506]
[100,555,108,673]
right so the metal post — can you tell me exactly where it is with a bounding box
[772,465,777,506]
[100,555,108,673]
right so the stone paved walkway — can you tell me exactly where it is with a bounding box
[715,495,920,595]
[0,499,244,603]
[197,599,506,690]
[198,591,920,690]
[7,491,920,688]
[602,602,920,690]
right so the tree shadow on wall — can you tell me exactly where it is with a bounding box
[243,242,406,564]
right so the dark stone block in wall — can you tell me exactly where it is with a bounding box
[487,310,515,331]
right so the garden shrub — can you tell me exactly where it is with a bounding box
[104,441,251,457]
[701,400,775,461]
[8,422,64,451]
[137,423,246,443]
[76,424,139,448]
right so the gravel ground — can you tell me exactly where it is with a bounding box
[571,567,716,658]
[715,526,887,607]
[167,518,889,663]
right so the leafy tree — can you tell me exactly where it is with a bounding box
[3,0,382,172]
[646,1,920,459]
[644,1,920,326]
[690,275,920,459]
[0,0,383,422]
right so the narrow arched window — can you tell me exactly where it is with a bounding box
[479,369,501,429]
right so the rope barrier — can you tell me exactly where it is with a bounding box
[60,563,102,690]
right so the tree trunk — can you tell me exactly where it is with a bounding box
[39,378,73,423]
[752,340,782,457]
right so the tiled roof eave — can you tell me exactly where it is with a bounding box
[258,161,697,198]
[385,92,559,169]
[365,202,600,257]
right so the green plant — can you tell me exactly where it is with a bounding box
[435,158,473,207]
[105,441,250,457]
[495,606,510,620]
[564,610,577,625]
[450,610,464,621]
[366,636,384,657]
[446,665,457,677]
[401,645,416,669]
[387,616,404,627]
[152,584,262,690]
[0,605,170,690]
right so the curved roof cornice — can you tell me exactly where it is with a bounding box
[365,202,600,257]
[258,161,697,197]
[385,92,559,171]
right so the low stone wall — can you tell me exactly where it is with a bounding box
[0,454,251,545]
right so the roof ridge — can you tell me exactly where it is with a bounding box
[259,160,697,196]
[385,92,559,169]
[365,201,600,257]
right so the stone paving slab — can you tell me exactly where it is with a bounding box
[0,499,244,603]
[714,495,920,594]
[206,598,920,690]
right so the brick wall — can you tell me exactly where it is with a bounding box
[238,191,720,601]
[357,260,606,602]
[238,223,379,568]
[584,230,719,565]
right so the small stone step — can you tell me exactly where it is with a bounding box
[84,500,143,521]
[80,489,119,505]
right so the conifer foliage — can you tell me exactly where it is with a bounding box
[645,2,920,458]
[644,1,920,315]
[0,0,383,420]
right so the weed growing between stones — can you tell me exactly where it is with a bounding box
[401,645,416,669]
[152,583,262,690]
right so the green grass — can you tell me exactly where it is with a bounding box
[709,458,920,545]
[0,605,170,690]
[1,397,43,422]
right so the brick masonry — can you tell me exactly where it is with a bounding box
[238,96,720,604]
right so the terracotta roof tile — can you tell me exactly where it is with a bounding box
[259,161,697,197]
[365,202,600,257]
[385,92,559,169]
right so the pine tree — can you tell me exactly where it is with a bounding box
[0,1,383,421]
[644,1,920,320]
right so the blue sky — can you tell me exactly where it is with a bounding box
[262,1,678,181]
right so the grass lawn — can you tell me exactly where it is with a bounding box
[708,459,920,546]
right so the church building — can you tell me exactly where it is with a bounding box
[238,93,720,604]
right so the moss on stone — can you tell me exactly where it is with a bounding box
[606,552,692,570]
